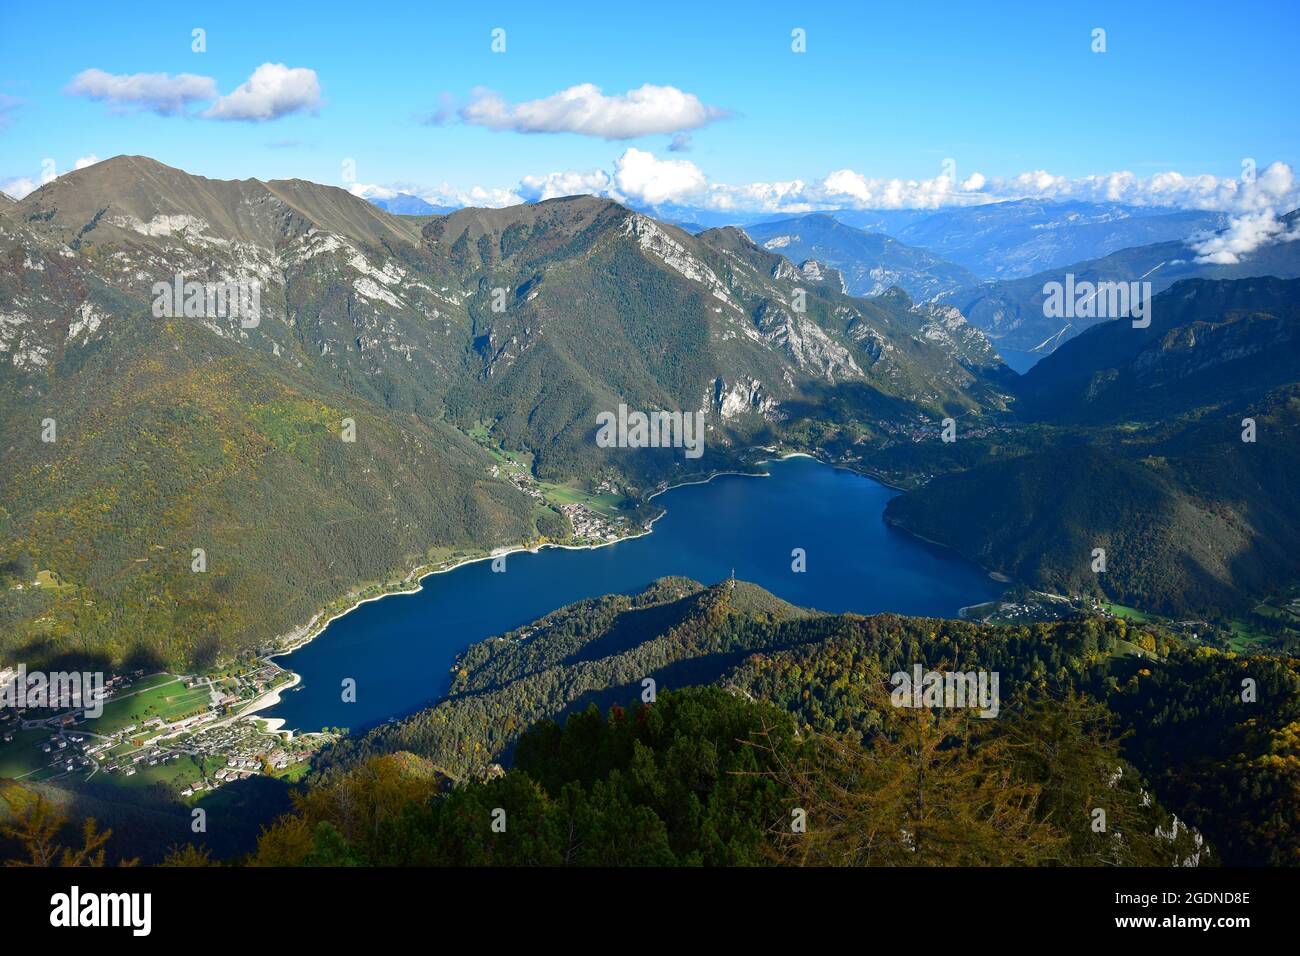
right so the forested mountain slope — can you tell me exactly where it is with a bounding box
[885,279,1300,616]
[5,577,1292,866]
[0,157,1009,668]
[1016,276,1300,423]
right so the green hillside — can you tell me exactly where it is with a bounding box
[6,578,1294,866]
[0,157,1014,669]
[1017,276,1300,423]
[884,279,1300,620]
[0,314,538,669]
[287,578,1298,866]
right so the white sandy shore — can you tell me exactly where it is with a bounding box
[236,671,300,737]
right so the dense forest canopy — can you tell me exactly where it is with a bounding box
[6,579,1293,867]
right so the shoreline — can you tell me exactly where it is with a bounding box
[237,671,301,737]
[880,512,1014,586]
[247,457,785,727]
[244,448,969,731]
[272,458,787,657]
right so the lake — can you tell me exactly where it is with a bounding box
[997,347,1045,374]
[265,456,1002,732]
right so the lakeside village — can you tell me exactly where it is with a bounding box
[0,438,639,796]
[0,657,331,798]
[489,461,631,543]
[957,587,1261,649]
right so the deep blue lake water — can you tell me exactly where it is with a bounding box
[997,348,1044,374]
[265,456,1002,733]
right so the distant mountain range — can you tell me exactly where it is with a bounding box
[943,209,1300,352]
[365,196,1231,284]
[744,213,979,300]
[867,200,1227,279]
[366,193,457,216]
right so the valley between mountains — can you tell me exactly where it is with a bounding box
[0,155,1013,671]
[4,156,1298,676]
[2,156,1298,868]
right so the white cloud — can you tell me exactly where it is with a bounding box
[672,161,1300,216]
[205,64,321,122]
[0,155,102,199]
[613,148,707,205]
[342,154,1300,228]
[518,168,614,202]
[66,69,216,115]
[348,183,400,201]
[353,179,522,209]
[746,168,980,211]
[701,178,813,213]
[460,83,727,139]
[962,162,1300,214]
[66,64,320,122]
[458,185,523,208]
[1189,209,1300,264]
[357,150,708,209]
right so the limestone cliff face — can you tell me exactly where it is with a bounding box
[711,376,778,421]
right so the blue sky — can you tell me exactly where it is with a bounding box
[1,0,1297,212]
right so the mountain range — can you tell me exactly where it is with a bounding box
[854,200,1229,279]
[371,196,1230,285]
[744,213,979,300]
[3,154,1297,668]
[366,193,456,216]
[886,277,1300,617]
[0,156,1006,669]
[943,210,1300,352]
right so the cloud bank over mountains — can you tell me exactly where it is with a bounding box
[7,142,1297,253]
[13,65,1300,242]
[1189,208,1300,264]
[347,149,1300,220]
